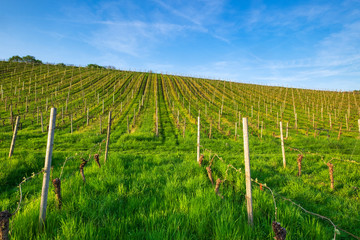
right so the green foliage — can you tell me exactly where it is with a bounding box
[87,63,105,69]
[8,55,23,62]
[8,55,42,64]
[56,63,66,67]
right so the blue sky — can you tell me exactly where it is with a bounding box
[1,0,359,90]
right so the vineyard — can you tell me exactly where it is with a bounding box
[0,60,359,239]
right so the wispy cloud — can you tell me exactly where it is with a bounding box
[240,3,332,31]
[152,0,230,42]
[88,20,203,56]
[153,0,225,26]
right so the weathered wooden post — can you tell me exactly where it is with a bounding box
[41,111,44,133]
[65,98,68,112]
[345,114,349,131]
[183,117,186,138]
[26,96,28,112]
[99,114,102,134]
[338,123,342,140]
[102,99,104,114]
[70,114,72,134]
[104,111,112,163]
[218,110,221,129]
[9,116,20,158]
[39,107,56,230]
[280,121,286,168]
[177,110,180,128]
[209,122,212,139]
[127,115,130,134]
[10,105,13,129]
[234,122,237,140]
[133,108,136,126]
[45,98,48,112]
[156,103,159,137]
[327,162,334,190]
[197,116,200,163]
[243,117,253,226]
[61,106,64,125]
[86,108,89,126]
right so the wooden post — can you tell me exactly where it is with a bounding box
[327,162,334,190]
[345,114,349,131]
[61,106,64,124]
[260,121,263,139]
[177,110,179,128]
[99,114,102,134]
[243,117,253,226]
[127,115,130,134]
[46,98,48,112]
[9,116,20,158]
[218,110,221,129]
[183,117,186,138]
[102,99,104,114]
[104,111,112,163]
[41,111,44,133]
[156,105,159,137]
[71,114,73,134]
[338,123,342,140]
[197,116,200,163]
[209,122,212,139]
[86,108,89,126]
[10,105,13,129]
[133,108,136,126]
[280,121,286,168]
[286,122,289,139]
[39,107,56,230]
[234,122,237,140]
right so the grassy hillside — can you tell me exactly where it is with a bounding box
[0,61,359,239]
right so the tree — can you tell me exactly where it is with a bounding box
[87,64,105,69]
[8,55,23,62]
[22,55,42,64]
[8,55,42,64]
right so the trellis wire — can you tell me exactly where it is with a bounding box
[200,146,359,239]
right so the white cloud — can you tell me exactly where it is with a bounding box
[88,20,202,56]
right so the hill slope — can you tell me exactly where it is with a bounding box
[0,61,359,239]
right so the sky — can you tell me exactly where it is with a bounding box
[1,0,360,91]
